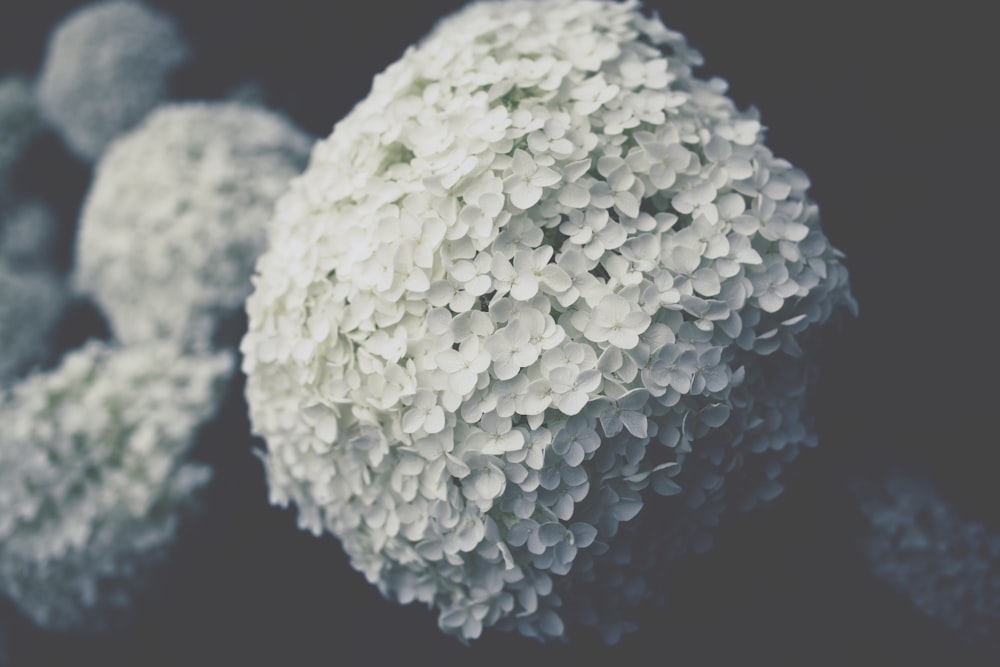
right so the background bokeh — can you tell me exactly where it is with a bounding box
[1,1,994,664]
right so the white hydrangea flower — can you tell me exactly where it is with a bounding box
[0,340,232,632]
[853,471,1000,651]
[0,262,64,383]
[242,0,856,642]
[75,102,313,351]
[35,0,191,161]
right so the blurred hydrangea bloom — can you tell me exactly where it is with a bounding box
[0,263,64,383]
[1,200,57,267]
[35,0,191,161]
[0,340,232,632]
[242,0,855,642]
[0,75,42,210]
[75,102,312,351]
[854,471,1000,650]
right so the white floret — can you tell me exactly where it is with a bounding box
[0,340,232,632]
[75,101,313,351]
[242,0,856,642]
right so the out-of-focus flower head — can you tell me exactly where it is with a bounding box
[1,76,55,269]
[1,200,58,268]
[0,262,64,384]
[0,75,42,210]
[0,340,232,632]
[853,470,1000,651]
[35,0,191,161]
[75,101,313,351]
[242,0,856,642]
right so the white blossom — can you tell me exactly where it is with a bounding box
[35,1,191,161]
[242,0,855,643]
[0,340,232,632]
[75,102,312,351]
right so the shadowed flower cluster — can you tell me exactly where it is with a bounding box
[0,341,232,631]
[242,0,855,642]
[0,264,64,383]
[854,471,1000,650]
[0,76,42,207]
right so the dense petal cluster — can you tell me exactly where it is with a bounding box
[35,0,190,161]
[854,471,1000,650]
[242,0,855,641]
[75,102,312,351]
[0,263,64,383]
[0,340,232,631]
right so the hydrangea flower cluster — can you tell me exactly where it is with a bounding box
[76,102,312,351]
[853,471,1000,650]
[35,0,190,161]
[0,340,232,631]
[0,263,64,383]
[242,0,855,642]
